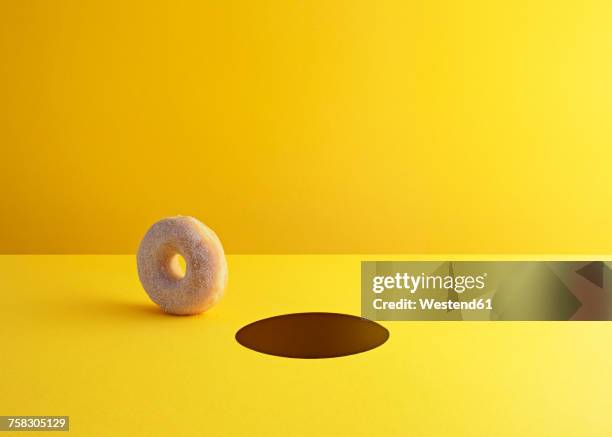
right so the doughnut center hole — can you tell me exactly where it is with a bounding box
[167,253,187,279]
[236,313,389,359]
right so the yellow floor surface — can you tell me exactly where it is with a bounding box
[1,255,611,436]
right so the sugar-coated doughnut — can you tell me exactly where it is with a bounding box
[137,216,227,315]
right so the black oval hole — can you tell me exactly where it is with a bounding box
[235,312,389,359]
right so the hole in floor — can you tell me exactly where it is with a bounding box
[236,312,389,359]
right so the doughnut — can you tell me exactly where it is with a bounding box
[137,216,228,315]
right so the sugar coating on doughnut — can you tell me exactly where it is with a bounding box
[137,216,228,315]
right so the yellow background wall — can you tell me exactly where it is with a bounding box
[1,0,612,254]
